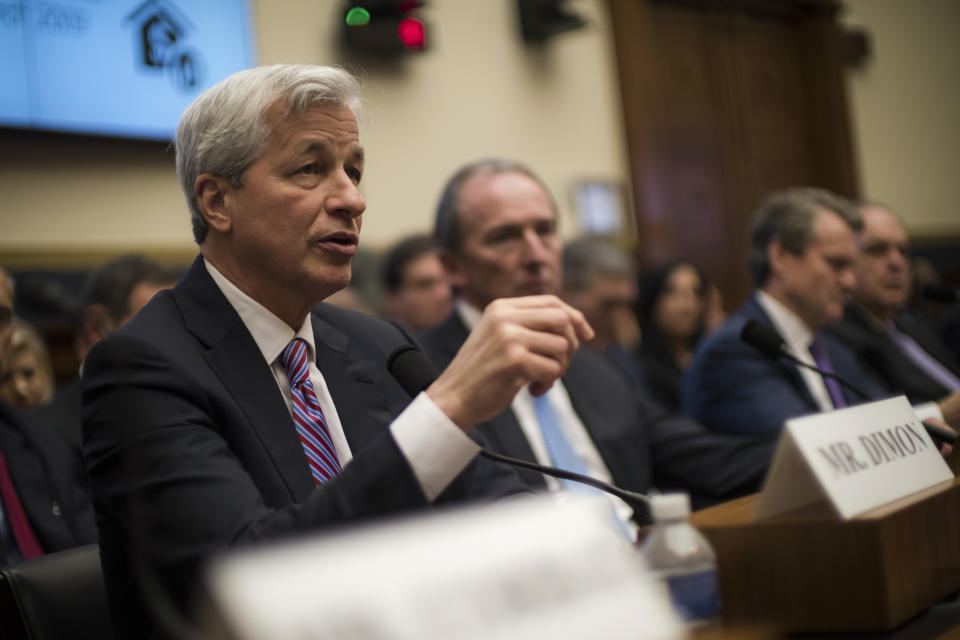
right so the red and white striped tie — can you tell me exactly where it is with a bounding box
[279,338,341,484]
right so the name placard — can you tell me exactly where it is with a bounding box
[757,396,953,520]
[203,495,683,640]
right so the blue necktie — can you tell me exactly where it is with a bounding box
[532,393,594,493]
[532,392,632,539]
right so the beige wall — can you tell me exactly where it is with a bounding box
[0,0,628,258]
[843,0,960,236]
[2,0,958,262]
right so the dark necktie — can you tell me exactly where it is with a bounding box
[808,340,847,409]
[886,327,960,392]
[279,339,341,484]
[0,448,44,560]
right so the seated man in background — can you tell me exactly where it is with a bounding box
[826,202,960,404]
[419,158,775,525]
[82,65,588,638]
[43,254,180,466]
[0,268,96,567]
[380,233,453,332]
[559,235,645,388]
[684,188,960,437]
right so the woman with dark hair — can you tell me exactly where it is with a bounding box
[637,261,709,411]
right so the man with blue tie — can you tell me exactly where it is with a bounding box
[683,188,960,437]
[419,159,775,528]
[81,66,594,639]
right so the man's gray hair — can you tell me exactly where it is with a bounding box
[176,64,363,244]
[433,158,558,252]
[562,236,637,292]
[748,187,862,287]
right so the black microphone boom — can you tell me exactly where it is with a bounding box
[739,319,957,445]
[923,285,960,304]
[385,345,650,510]
[739,319,870,401]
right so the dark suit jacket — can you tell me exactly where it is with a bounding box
[0,401,96,563]
[827,302,960,404]
[683,295,886,437]
[82,257,524,639]
[38,378,86,487]
[419,312,775,515]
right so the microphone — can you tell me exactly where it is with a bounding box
[739,319,957,445]
[386,345,650,510]
[740,320,871,400]
[923,285,960,304]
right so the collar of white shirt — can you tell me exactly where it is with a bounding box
[204,259,316,365]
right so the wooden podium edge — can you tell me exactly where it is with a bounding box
[690,478,960,633]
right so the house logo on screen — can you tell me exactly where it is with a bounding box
[125,0,206,92]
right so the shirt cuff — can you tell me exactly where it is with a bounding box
[390,392,481,501]
[913,401,944,423]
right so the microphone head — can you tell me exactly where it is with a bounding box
[740,319,787,359]
[922,284,960,304]
[387,345,439,397]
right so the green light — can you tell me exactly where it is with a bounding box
[345,7,371,27]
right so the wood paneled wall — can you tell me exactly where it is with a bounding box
[609,0,858,307]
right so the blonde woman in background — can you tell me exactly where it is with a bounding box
[0,318,54,409]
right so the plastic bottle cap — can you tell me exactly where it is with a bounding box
[650,492,691,520]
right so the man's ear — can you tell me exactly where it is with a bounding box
[80,304,116,346]
[438,249,466,290]
[194,174,235,234]
[767,240,788,277]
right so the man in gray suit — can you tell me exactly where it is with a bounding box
[419,159,775,526]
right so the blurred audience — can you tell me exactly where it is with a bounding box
[826,203,960,404]
[43,254,179,463]
[324,285,376,316]
[637,261,709,412]
[0,267,96,568]
[72,254,181,364]
[381,233,452,332]
[560,236,644,386]
[0,318,55,409]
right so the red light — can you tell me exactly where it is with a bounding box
[397,17,425,49]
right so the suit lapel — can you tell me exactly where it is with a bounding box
[311,307,392,451]
[744,297,820,411]
[176,257,315,502]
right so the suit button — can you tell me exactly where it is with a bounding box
[51,501,62,516]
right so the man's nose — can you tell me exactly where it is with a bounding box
[329,173,366,219]
[521,229,551,263]
[839,267,857,292]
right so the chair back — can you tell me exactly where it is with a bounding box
[0,544,114,640]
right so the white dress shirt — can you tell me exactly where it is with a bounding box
[756,291,835,412]
[756,291,943,421]
[457,301,637,536]
[205,259,479,500]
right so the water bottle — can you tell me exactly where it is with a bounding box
[641,492,720,625]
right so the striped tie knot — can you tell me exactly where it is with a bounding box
[280,338,311,387]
